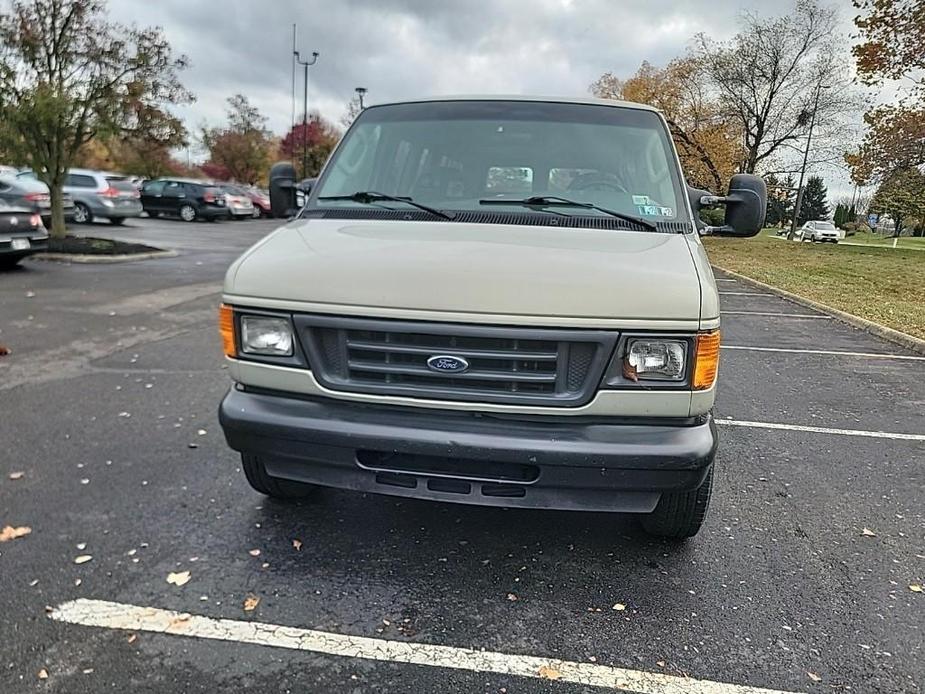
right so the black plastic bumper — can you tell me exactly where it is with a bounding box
[219,388,718,513]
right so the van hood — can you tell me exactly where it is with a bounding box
[226,218,703,324]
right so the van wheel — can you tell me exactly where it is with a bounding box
[640,468,713,539]
[73,203,92,224]
[179,204,197,222]
[241,454,318,499]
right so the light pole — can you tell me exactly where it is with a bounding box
[294,48,319,177]
[355,87,367,110]
[788,83,830,239]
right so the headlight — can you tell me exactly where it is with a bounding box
[240,315,293,356]
[623,339,686,381]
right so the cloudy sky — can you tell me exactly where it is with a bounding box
[107,0,861,192]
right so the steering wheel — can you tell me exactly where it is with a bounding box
[567,173,629,195]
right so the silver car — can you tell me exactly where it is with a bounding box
[63,169,144,225]
[798,220,840,243]
[217,184,255,219]
[0,174,76,227]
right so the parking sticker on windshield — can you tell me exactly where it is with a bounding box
[637,204,674,217]
[632,195,650,206]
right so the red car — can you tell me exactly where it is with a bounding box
[244,187,271,218]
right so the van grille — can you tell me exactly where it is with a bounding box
[295,316,616,407]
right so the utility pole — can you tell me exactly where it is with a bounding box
[355,87,367,110]
[294,47,319,178]
[788,83,829,239]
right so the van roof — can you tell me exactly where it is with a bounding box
[366,95,660,113]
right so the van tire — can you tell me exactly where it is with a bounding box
[640,468,713,539]
[73,202,92,224]
[241,454,318,499]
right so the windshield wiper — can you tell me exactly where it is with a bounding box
[479,195,658,230]
[317,191,456,220]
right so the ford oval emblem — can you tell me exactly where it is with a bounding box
[426,354,470,374]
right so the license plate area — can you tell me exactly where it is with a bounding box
[11,238,30,251]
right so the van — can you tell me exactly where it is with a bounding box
[64,169,143,225]
[218,97,766,538]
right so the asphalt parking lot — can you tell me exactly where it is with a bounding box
[1,217,923,693]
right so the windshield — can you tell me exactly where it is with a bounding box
[311,100,688,228]
[815,222,836,230]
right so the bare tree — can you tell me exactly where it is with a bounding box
[696,1,856,175]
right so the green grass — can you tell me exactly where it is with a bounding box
[704,230,925,340]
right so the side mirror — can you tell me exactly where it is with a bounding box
[268,161,298,219]
[693,174,767,237]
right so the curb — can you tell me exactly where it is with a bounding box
[33,249,178,264]
[714,266,925,356]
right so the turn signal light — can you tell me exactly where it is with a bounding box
[219,303,236,358]
[693,330,720,390]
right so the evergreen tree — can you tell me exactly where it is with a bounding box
[797,176,830,225]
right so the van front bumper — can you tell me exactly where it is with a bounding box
[219,387,717,513]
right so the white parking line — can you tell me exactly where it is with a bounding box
[720,311,829,319]
[716,419,925,441]
[718,292,773,296]
[50,599,804,694]
[722,345,925,361]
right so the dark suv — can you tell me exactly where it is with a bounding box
[140,179,230,222]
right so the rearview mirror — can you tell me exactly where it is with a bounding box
[693,174,767,237]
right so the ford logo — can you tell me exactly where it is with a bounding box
[426,355,470,374]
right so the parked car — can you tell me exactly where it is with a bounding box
[218,95,767,539]
[140,178,230,222]
[0,200,48,269]
[217,184,255,219]
[0,174,75,227]
[798,220,840,243]
[244,186,271,217]
[63,169,143,225]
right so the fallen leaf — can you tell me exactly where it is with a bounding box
[807,672,821,682]
[248,548,261,557]
[73,555,92,564]
[861,528,876,537]
[910,584,923,593]
[166,570,191,586]
[197,429,207,436]
[82,668,94,674]
[612,603,626,611]
[187,443,199,449]
[538,665,561,680]
[37,668,48,680]
[506,593,518,601]
[8,471,24,480]
[243,594,260,611]
[292,539,302,551]
[0,344,11,356]
[76,543,86,551]
[656,661,666,667]
[127,633,137,644]
[168,613,192,628]
[0,525,31,542]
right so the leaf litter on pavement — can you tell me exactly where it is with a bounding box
[166,570,191,586]
[0,525,32,542]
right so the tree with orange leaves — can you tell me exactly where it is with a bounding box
[848,0,925,183]
[590,58,742,192]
